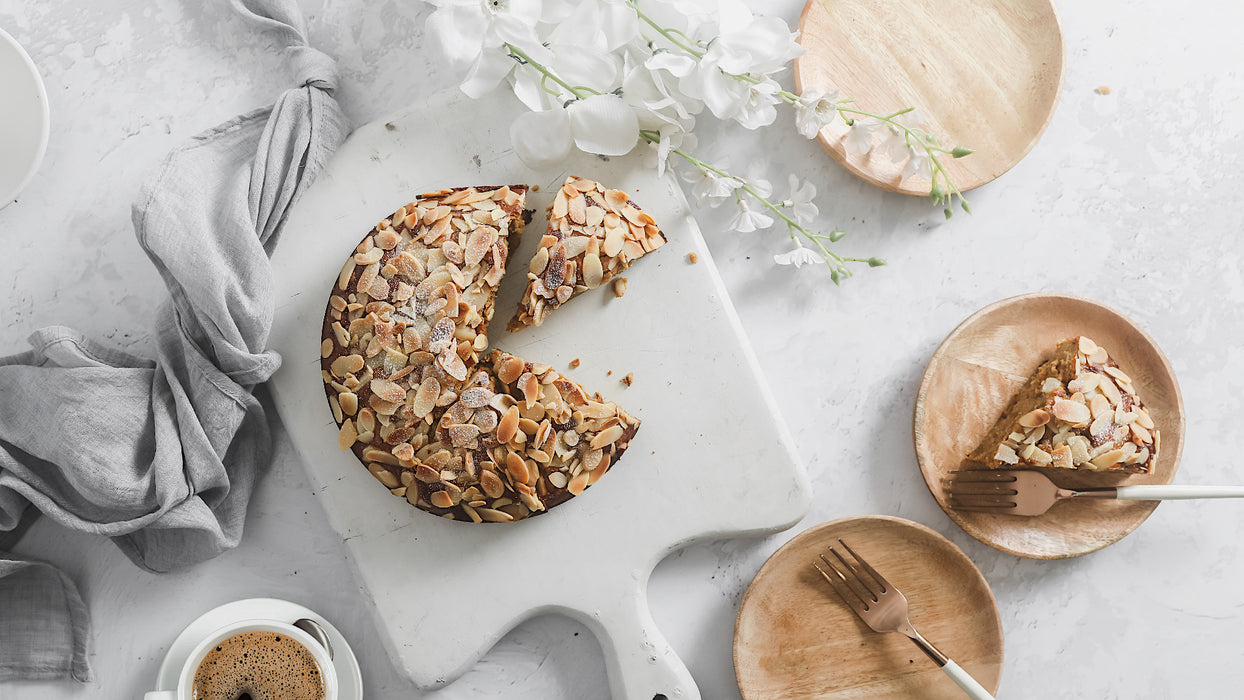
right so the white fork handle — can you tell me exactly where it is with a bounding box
[942,659,996,699]
[1114,485,1244,500]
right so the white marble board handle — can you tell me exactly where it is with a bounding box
[1114,485,1244,500]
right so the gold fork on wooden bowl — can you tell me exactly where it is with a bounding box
[813,539,995,700]
[945,470,1244,516]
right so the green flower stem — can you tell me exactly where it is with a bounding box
[638,129,875,281]
[626,1,706,58]
[504,43,596,99]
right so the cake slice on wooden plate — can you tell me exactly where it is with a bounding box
[508,176,667,330]
[967,336,1159,473]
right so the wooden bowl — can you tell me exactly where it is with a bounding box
[913,293,1186,559]
[735,516,1004,699]
[793,0,1065,195]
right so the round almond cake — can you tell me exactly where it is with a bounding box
[320,184,641,523]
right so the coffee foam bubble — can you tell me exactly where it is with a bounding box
[191,630,325,700]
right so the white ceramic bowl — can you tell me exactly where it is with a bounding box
[0,26,49,208]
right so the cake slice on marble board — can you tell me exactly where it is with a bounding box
[967,336,1159,473]
[507,175,667,331]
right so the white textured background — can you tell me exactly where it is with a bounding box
[3,1,1243,698]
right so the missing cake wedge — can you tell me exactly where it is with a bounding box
[967,336,1159,473]
[508,176,667,330]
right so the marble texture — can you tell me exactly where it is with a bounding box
[1,1,1242,698]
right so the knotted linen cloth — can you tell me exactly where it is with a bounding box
[0,0,350,681]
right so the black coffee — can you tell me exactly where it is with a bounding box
[191,631,325,700]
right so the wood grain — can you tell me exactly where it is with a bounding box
[793,0,1065,195]
[913,293,1186,559]
[734,516,1003,699]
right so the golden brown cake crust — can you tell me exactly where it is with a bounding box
[968,336,1158,473]
[508,176,666,331]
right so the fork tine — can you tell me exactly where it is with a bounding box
[812,561,870,614]
[946,499,1020,514]
[947,493,1018,506]
[836,539,890,596]
[821,550,877,606]
[947,470,1018,483]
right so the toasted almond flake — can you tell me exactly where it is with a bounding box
[612,277,628,298]
[1088,347,1109,365]
[1018,409,1050,428]
[411,376,440,419]
[506,451,530,483]
[369,464,400,488]
[332,322,350,347]
[1097,375,1122,405]
[370,378,406,404]
[1135,409,1155,430]
[337,257,358,291]
[337,420,357,450]
[477,507,514,523]
[602,227,624,258]
[331,354,365,377]
[1052,398,1091,425]
[687,252,698,264]
[497,405,520,443]
[320,338,334,359]
[1131,423,1153,444]
[589,425,624,449]
[1078,336,1098,355]
[1091,448,1127,470]
[582,253,604,288]
[567,470,589,496]
[1067,373,1099,394]
[519,372,540,408]
[338,392,359,416]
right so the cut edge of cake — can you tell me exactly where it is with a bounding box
[507,175,667,331]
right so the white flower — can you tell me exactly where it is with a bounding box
[734,78,781,130]
[773,241,824,267]
[679,1,803,125]
[843,116,881,156]
[622,48,701,130]
[547,0,638,53]
[883,126,909,161]
[902,145,933,180]
[729,198,774,232]
[794,89,840,138]
[427,0,544,69]
[510,94,639,168]
[781,174,818,225]
[648,126,697,177]
[682,165,741,207]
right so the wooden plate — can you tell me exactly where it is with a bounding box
[914,293,1186,559]
[793,0,1065,195]
[734,516,1003,700]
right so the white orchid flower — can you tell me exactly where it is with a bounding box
[843,116,881,156]
[794,89,841,138]
[733,78,782,130]
[427,0,545,69]
[782,174,819,226]
[773,241,825,267]
[681,166,741,207]
[510,94,639,168]
[729,198,774,232]
[902,145,933,180]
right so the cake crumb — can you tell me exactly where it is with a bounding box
[569,358,580,369]
[384,122,396,131]
[687,252,699,264]
[622,372,633,386]
[612,277,628,298]
[1095,85,1112,95]
[607,370,613,376]
[531,184,540,192]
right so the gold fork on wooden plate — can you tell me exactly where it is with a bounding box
[945,470,1244,516]
[814,539,995,700]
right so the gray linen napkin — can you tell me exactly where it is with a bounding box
[0,0,350,681]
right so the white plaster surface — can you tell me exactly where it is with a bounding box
[1,1,1242,698]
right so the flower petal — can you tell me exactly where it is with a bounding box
[460,48,516,98]
[568,94,639,156]
[511,108,574,169]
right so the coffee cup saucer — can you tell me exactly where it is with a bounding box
[153,597,363,698]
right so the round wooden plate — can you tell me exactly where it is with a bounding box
[735,516,1003,699]
[793,0,1065,195]
[914,293,1186,559]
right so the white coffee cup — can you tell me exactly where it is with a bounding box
[143,618,338,700]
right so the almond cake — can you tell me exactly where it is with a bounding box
[507,176,667,330]
[967,336,1159,473]
[321,183,644,522]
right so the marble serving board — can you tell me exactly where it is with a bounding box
[267,89,810,700]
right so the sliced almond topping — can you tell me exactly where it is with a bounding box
[612,277,628,298]
[498,355,525,384]
[337,420,357,450]
[1090,448,1127,470]
[338,257,357,291]
[582,253,604,288]
[339,392,359,416]
[331,354,365,377]
[1027,447,1053,466]
[1018,409,1050,428]
[506,451,530,483]
[1052,398,1091,426]
[1051,444,1073,469]
[370,378,407,404]
[1041,377,1062,393]
[590,425,625,449]
[519,372,540,408]
[411,376,440,419]
[1078,336,1098,355]
[1067,435,1091,465]
[1088,347,1109,365]
[497,405,520,443]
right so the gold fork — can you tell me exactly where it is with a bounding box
[814,539,995,700]
[945,470,1244,516]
